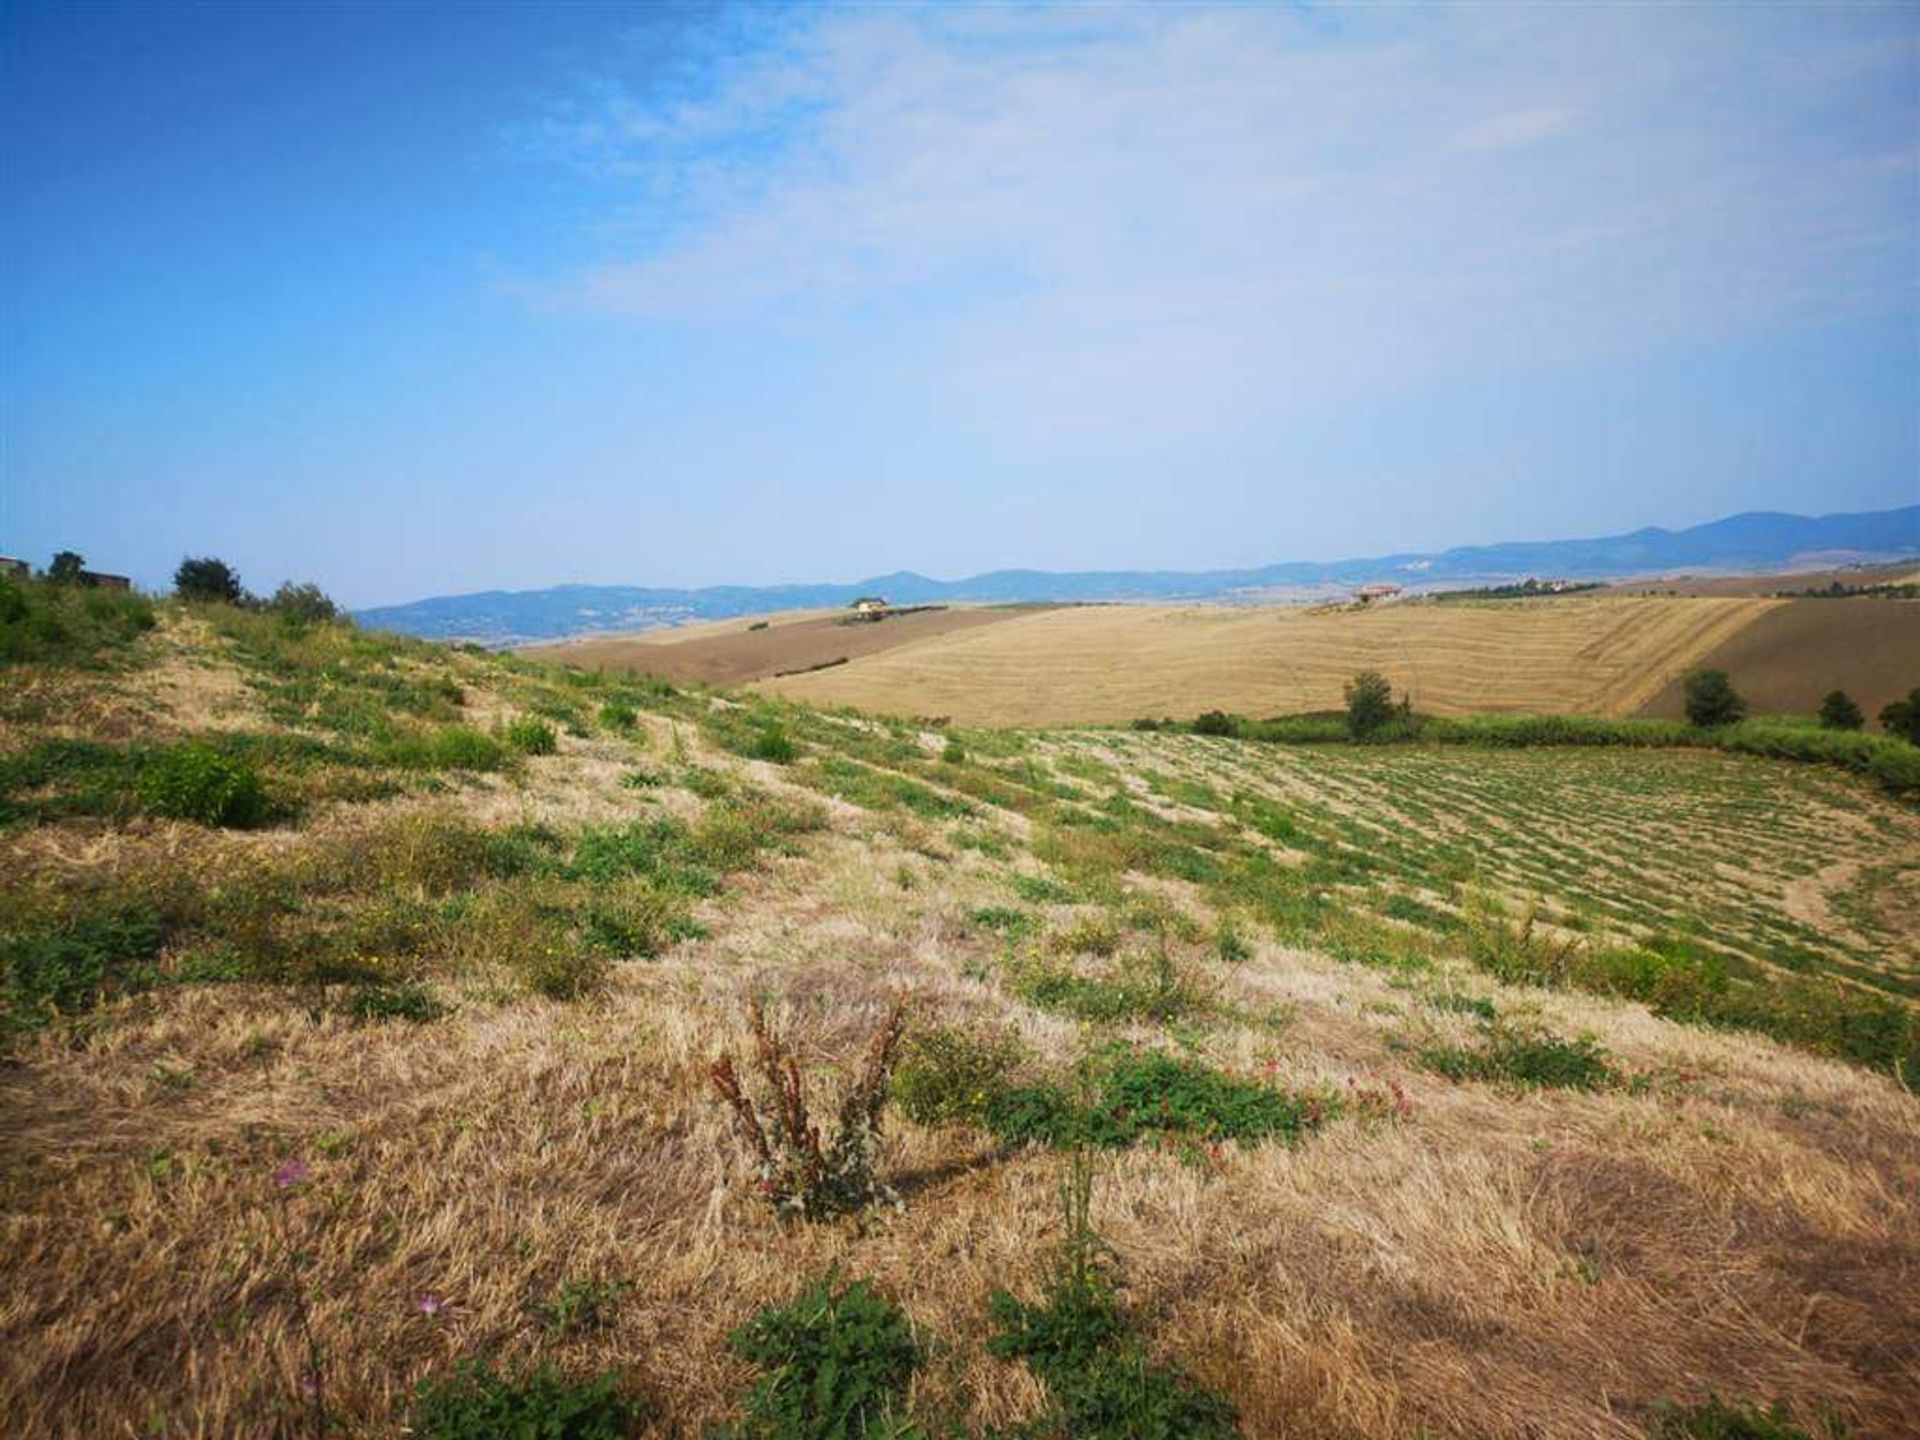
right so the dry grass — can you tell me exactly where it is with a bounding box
[754,596,1776,727]
[3,609,1917,1438]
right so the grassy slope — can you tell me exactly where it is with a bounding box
[2,597,1918,1438]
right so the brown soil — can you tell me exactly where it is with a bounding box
[1636,598,1920,727]
[522,605,1052,687]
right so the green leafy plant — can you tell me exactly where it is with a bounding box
[710,997,907,1220]
[722,1274,923,1439]
[505,717,559,756]
[1817,690,1863,732]
[598,701,638,732]
[535,1277,628,1337]
[137,744,268,828]
[1418,1021,1615,1090]
[409,1357,646,1439]
[987,1152,1237,1440]
[986,1049,1333,1151]
[749,723,797,764]
[891,1021,1027,1126]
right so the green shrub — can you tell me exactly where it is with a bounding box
[410,1357,646,1440]
[1818,690,1863,732]
[1190,710,1240,738]
[987,1049,1333,1151]
[968,905,1037,939]
[1011,949,1200,1025]
[749,723,797,764]
[941,737,966,765]
[381,725,508,773]
[892,1022,1027,1126]
[722,1275,922,1440]
[174,556,243,605]
[266,581,340,627]
[1881,688,1920,745]
[2,903,167,1027]
[598,701,639,732]
[1419,1023,1615,1090]
[0,575,156,668]
[137,744,268,828]
[348,983,439,1022]
[1647,1394,1836,1439]
[506,717,559,756]
[1683,668,1747,728]
[535,1277,627,1337]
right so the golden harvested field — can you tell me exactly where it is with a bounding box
[523,604,1044,687]
[4,591,1919,1439]
[757,595,1777,726]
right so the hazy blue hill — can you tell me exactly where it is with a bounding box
[357,505,1920,644]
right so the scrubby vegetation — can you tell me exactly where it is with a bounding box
[2,592,1915,1437]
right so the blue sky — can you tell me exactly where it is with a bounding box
[3,2,1916,607]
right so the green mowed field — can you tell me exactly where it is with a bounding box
[1072,733,1920,1001]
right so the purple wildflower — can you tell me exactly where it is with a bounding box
[416,1292,446,1316]
[273,1159,312,1190]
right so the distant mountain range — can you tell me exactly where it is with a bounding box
[358,505,1920,645]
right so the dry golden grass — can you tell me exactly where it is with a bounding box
[754,596,1777,726]
[4,612,1918,1438]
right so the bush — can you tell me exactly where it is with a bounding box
[710,997,907,1220]
[987,1049,1333,1151]
[1418,1022,1615,1090]
[749,723,797,764]
[2,903,167,1027]
[1683,668,1747,728]
[1881,688,1920,745]
[47,550,86,583]
[0,575,156,668]
[1011,948,1200,1025]
[1817,690,1863,731]
[174,556,244,605]
[723,1275,922,1440]
[137,744,268,828]
[505,717,559,756]
[410,1357,646,1440]
[1190,710,1239,738]
[892,1022,1027,1126]
[266,580,340,627]
[1344,670,1396,739]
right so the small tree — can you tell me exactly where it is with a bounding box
[175,556,243,604]
[267,580,339,627]
[1682,668,1746,728]
[1818,690,1864,731]
[1881,689,1920,746]
[47,550,86,583]
[1344,670,1396,739]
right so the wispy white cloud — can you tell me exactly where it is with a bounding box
[514,4,1919,442]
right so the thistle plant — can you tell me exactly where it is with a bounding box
[710,996,907,1221]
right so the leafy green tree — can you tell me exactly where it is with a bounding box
[1818,690,1863,731]
[174,556,243,604]
[1881,689,1920,745]
[1344,670,1396,739]
[1682,668,1746,728]
[47,551,85,583]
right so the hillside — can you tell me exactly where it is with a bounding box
[3,580,1918,1438]
[756,595,1779,726]
[356,505,1920,644]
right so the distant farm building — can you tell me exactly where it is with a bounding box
[80,571,133,590]
[1354,583,1403,604]
[848,596,889,616]
[0,556,27,579]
